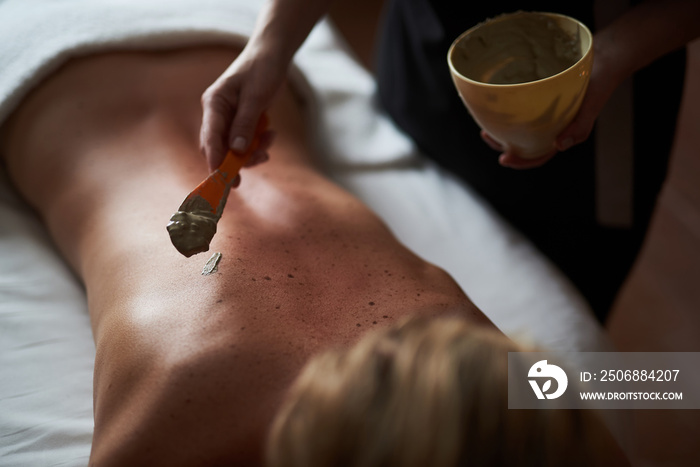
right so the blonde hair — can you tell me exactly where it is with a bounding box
[267,316,624,467]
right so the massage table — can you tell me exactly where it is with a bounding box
[0,2,610,465]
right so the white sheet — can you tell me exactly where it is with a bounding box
[0,4,609,465]
[0,170,95,466]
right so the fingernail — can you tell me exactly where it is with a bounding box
[231,136,247,153]
[559,137,574,151]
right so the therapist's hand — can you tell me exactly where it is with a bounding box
[200,46,285,172]
[199,0,334,173]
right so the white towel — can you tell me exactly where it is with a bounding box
[0,0,262,128]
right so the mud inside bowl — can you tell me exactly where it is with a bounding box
[450,11,584,85]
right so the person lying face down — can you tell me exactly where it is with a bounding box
[0,45,625,466]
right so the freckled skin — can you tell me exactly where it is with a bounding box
[1,47,496,466]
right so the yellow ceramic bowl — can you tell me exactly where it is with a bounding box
[448,11,593,159]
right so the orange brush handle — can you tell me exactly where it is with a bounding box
[187,114,269,214]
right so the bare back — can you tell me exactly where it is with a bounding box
[1,46,490,465]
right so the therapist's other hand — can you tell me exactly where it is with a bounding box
[551,47,617,155]
[486,76,603,169]
[481,131,557,169]
[200,47,286,172]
